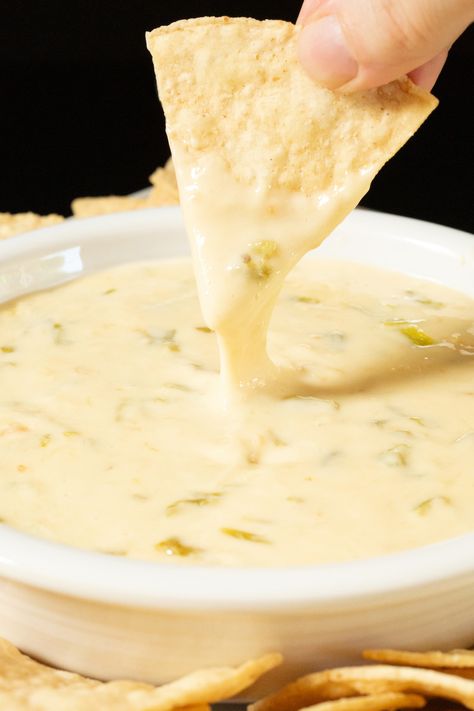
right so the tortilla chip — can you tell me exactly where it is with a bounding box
[324,666,474,708]
[72,159,179,218]
[447,669,474,680]
[251,666,474,711]
[0,637,281,710]
[147,183,179,206]
[146,17,437,202]
[299,693,426,710]
[138,652,282,708]
[71,195,150,218]
[0,212,64,239]
[149,156,173,186]
[364,649,474,669]
[148,157,180,205]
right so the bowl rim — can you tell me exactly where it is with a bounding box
[0,206,473,611]
[1,525,474,609]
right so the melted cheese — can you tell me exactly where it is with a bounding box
[176,153,373,397]
[0,258,473,566]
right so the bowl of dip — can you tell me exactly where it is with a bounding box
[0,206,473,693]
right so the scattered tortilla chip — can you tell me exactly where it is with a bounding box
[71,159,179,217]
[137,652,282,708]
[250,673,359,711]
[147,182,179,206]
[447,669,474,680]
[0,211,64,239]
[0,637,281,710]
[299,692,426,711]
[149,156,179,204]
[146,17,437,201]
[251,666,474,711]
[364,648,474,669]
[324,666,474,708]
[71,194,150,218]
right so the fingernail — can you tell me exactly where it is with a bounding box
[298,15,358,89]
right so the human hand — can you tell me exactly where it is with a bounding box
[298,0,474,91]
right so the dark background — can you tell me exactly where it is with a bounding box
[0,1,472,232]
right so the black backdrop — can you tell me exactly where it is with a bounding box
[1,1,472,232]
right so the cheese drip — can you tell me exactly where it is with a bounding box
[177,152,373,398]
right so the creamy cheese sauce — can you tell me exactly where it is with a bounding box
[0,258,473,566]
[176,154,373,397]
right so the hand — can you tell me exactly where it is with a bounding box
[297,0,474,91]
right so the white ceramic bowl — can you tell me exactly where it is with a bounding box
[0,207,473,695]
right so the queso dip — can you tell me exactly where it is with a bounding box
[0,256,473,566]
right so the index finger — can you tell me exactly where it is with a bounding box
[297,0,327,25]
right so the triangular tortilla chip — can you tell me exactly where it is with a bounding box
[0,637,281,710]
[146,17,437,199]
[146,17,438,389]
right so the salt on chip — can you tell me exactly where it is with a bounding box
[0,211,64,239]
[364,648,474,669]
[146,17,437,208]
[0,636,281,710]
[299,692,426,711]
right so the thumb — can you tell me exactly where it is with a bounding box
[298,0,474,91]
